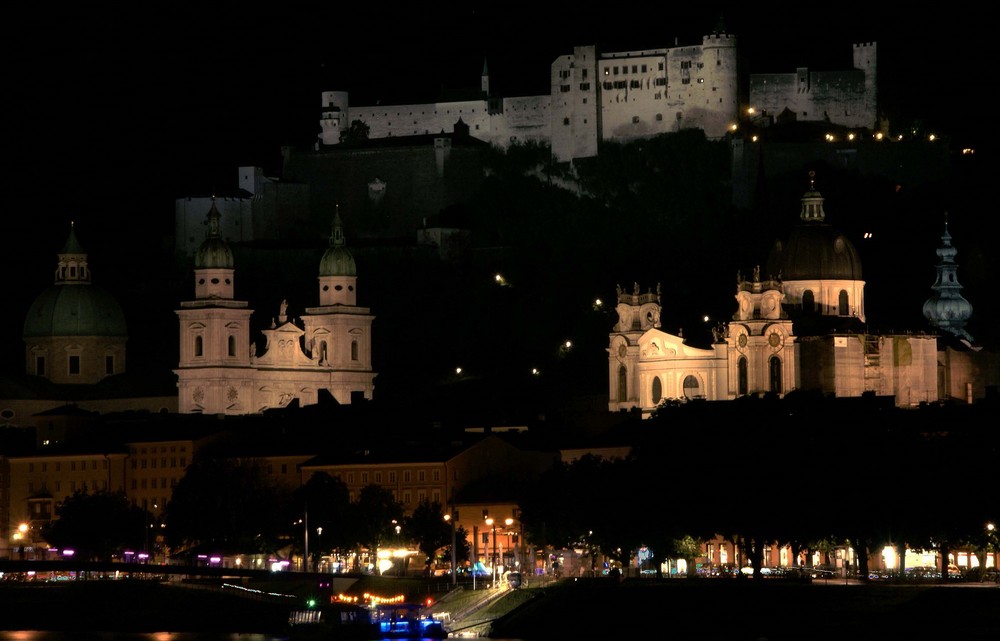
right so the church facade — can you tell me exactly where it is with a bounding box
[174,202,375,414]
[608,175,942,412]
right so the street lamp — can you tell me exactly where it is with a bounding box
[444,512,457,586]
[316,527,323,572]
[504,518,514,570]
[486,517,497,588]
[13,523,28,560]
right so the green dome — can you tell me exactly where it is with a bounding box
[195,201,234,268]
[319,206,356,276]
[24,284,127,338]
[319,246,356,276]
[195,236,234,269]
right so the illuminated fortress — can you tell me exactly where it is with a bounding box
[318,25,877,162]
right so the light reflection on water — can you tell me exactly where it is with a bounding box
[0,636,507,641]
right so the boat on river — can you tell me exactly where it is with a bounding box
[288,600,446,639]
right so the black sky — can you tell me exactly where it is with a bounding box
[6,5,987,234]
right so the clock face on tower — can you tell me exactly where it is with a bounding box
[768,332,781,347]
[618,343,628,358]
[738,334,748,348]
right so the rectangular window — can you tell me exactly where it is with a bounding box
[105,355,114,375]
[69,355,80,375]
[348,472,355,484]
[432,490,441,503]
[375,472,382,483]
[388,471,396,483]
[418,471,425,482]
[403,492,411,505]
[631,65,637,73]
[641,64,647,73]
[560,85,571,93]
[418,490,427,503]
[403,471,411,483]
[281,464,287,474]
[362,472,369,484]
[433,470,441,482]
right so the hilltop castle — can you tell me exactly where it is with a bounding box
[317,27,877,162]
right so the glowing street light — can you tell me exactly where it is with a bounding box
[485,517,497,587]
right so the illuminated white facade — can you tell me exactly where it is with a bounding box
[175,203,375,414]
[608,178,938,412]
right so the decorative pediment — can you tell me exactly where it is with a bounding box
[255,322,317,367]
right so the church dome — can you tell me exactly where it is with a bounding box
[23,285,127,337]
[194,201,233,269]
[319,206,356,277]
[765,176,862,282]
[23,224,127,338]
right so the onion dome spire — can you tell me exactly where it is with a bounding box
[922,213,973,342]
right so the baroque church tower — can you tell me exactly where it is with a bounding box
[174,200,254,413]
[300,205,375,403]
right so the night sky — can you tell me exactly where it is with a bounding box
[3,4,995,377]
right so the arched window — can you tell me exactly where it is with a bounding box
[769,356,782,394]
[738,356,748,396]
[319,340,328,363]
[838,290,849,316]
[651,377,662,405]
[351,340,359,361]
[617,365,628,402]
[682,374,701,399]
[802,290,815,313]
[194,335,203,357]
[228,335,236,357]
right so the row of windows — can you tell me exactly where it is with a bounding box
[604,63,660,75]
[335,468,441,485]
[386,489,442,506]
[131,457,187,470]
[130,477,177,490]
[193,336,360,360]
[27,460,107,473]
[35,355,115,377]
[56,265,88,280]
[28,479,106,494]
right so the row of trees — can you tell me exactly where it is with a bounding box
[518,393,1000,580]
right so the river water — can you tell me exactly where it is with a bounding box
[0,630,508,641]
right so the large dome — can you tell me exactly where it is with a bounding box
[319,207,356,277]
[195,201,234,269]
[23,284,127,337]
[765,179,862,282]
[766,224,863,281]
[24,223,127,338]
